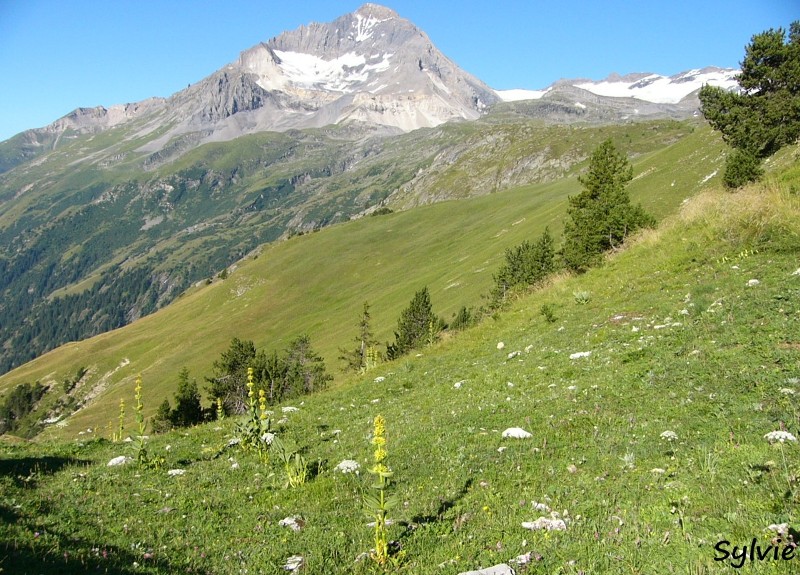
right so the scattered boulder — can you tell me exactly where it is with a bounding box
[457,564,515,575]
[501,427,532,439]
[107,455,133,467]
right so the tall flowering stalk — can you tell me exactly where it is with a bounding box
[134,374,145,438]
[235,367,273,462]
[247,367,256,413]
[112,399,125,442]
[132,374,163,469]
[364,415,398,567]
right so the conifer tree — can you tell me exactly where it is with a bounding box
[386,287,444,360]
[172,367,203,427]
[339,301,379,372]
[283,334,333,397]
[491,227,556,304]
[561,139,654,273]
[700,21,800,187]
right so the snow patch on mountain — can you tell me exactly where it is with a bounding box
[351,12,392,42]
[496,68,739,104]
[495,87,551,102]
[273,49,393,92]
[573,68,740,104]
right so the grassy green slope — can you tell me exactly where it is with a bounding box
[0,124,729,438]
[0,169,798,573]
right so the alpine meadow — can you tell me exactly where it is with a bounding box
[1,6,799,575]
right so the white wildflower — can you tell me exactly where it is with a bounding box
[281,406,299,413]
[453,380,465,389]
[660,430,679,442]
[507,350,521,359]
[374,376,385,383]
[525,344,534,353]
[765,430,797,444]
[792,268,800,276]
[261,432,275,445]
[779,388,796,396]
[334,459,361,474]
[166,469,185,477]
[497,342,505,350]
[650,468,666,475]
[502,427,532,439]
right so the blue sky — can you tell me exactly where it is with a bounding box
[0,0,795,141]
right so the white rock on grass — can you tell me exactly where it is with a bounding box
[522,516,567,531]
[792,268,800,276]
[496,342,505,350]
[283,555,304,571]
[457,564,514,575]
[507,351,521,359]
[167,469,186,476]
[569,351,591,360]
[501,427,532,439]
[279,516,304,532]
[747,279,760,287]
[107,456,133,467]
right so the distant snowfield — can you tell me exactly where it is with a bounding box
[495,68,740,104]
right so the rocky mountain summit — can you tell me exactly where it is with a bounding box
[20,4,499,160]
[3,4,738,169]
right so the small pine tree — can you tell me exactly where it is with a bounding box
[339,301,380,372]
[722,148,765,189]
[561,140,655,273]
[491,227,556,305]
[152,399,173,433]
[206,338,258,414]
[450,306,473,331]
[283,335,333,398]
[386,287,444,360]
[172,367,203,427]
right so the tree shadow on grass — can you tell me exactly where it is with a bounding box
[0,499,176,575]
[0,455,90,488]
[1,536,175,575]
